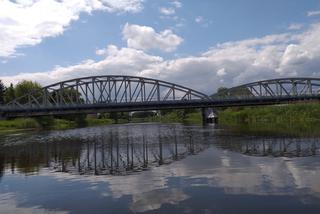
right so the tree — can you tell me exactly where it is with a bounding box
[13,80,42,104]
[213,87,229,98]
[52,88,87,127]
[51,88,84,104]
[213,86,252,98]
[4,83,15,103]
[0,80,5,104]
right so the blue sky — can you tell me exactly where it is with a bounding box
[1,0,320,92]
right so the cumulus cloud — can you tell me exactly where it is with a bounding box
[159,7,175,15]
[0,45,163,86]
[102,0,144,13]
[0,0,144,58]
[0,193,68,214]
[307,10,320,17]
[122,23,183,52]
[2,23,320,94]
[288,23,303,30]
[195,16,204,23]
[194,16,211,27]
[171,0,182,8]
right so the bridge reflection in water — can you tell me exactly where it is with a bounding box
[216,135,320,157]
[0,125,211,176]
[0,124,319,178]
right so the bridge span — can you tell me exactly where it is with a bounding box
[0,76,319,118]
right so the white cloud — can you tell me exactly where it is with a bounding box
[0,0,144,58]
[2,23,320,94]
[288,23,303,30]
[171,0,182,8]
[195,16,204,23]
[95,49,107,56]
[217,68,226,77]
[102,0,144,13]
[159,7,175,15]
[195,16,211,27]
[0,193,68,214]
[307,10,320,17]
[122,23,183,52]
[130,189,189,213]
[0,45,163,86]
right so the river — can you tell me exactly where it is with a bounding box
[0,123,320,213]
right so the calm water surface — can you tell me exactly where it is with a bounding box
[0,123,320,214]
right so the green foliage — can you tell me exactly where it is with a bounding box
[109,112,119,122]
[219,103,320,136]
[86,118,113,126]
[214,87,229,98]
[51,88,83,103]
[0,80,5,104]
[184,112,202,124]
[213,86,252,98]
[158,109,201,124]
[73,114,88,127]
[34,116,55,128]
[15,80,42,97]
[55,114,87,127]
[220,103,320,124]
[0,118,40,131]
[4,83,15,103]
[14,80,42,104]
[53,119,77,130]
[159,111,182,123]
[131,111,157,118]
[160,109,198,121]
[50,88,87,127]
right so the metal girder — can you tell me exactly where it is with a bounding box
[6,75,210,110]
[214,77,320,99]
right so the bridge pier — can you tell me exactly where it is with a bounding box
[201,108,218,125]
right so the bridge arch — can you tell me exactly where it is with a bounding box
[8,75,211,109]
[213,78,320,99]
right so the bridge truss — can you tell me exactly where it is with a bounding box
[214,78,320,99]
[7,75,210,109]
[1,76,319,117]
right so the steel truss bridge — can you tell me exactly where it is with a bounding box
[0,76,319,118]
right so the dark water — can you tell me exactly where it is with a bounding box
[0,123,320,214]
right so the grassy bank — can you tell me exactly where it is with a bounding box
[0,118,41,131]
[0,111,201,133]
[86,118,114,126]
[157,111,202,124]
[219,103,320,136]
[0,117,114,132]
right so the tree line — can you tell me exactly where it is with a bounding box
[0,79,41,104]
[0,79,87,127]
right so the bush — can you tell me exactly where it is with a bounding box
[0,118,40,130]
[35,116,55,128]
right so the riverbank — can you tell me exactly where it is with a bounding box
[0,117,114,133]
[1,103,319,136]
[113,112,202,124]
[0,112,201,133]
[218,103,320,136]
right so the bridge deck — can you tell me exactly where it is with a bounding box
[1,95,319,117]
